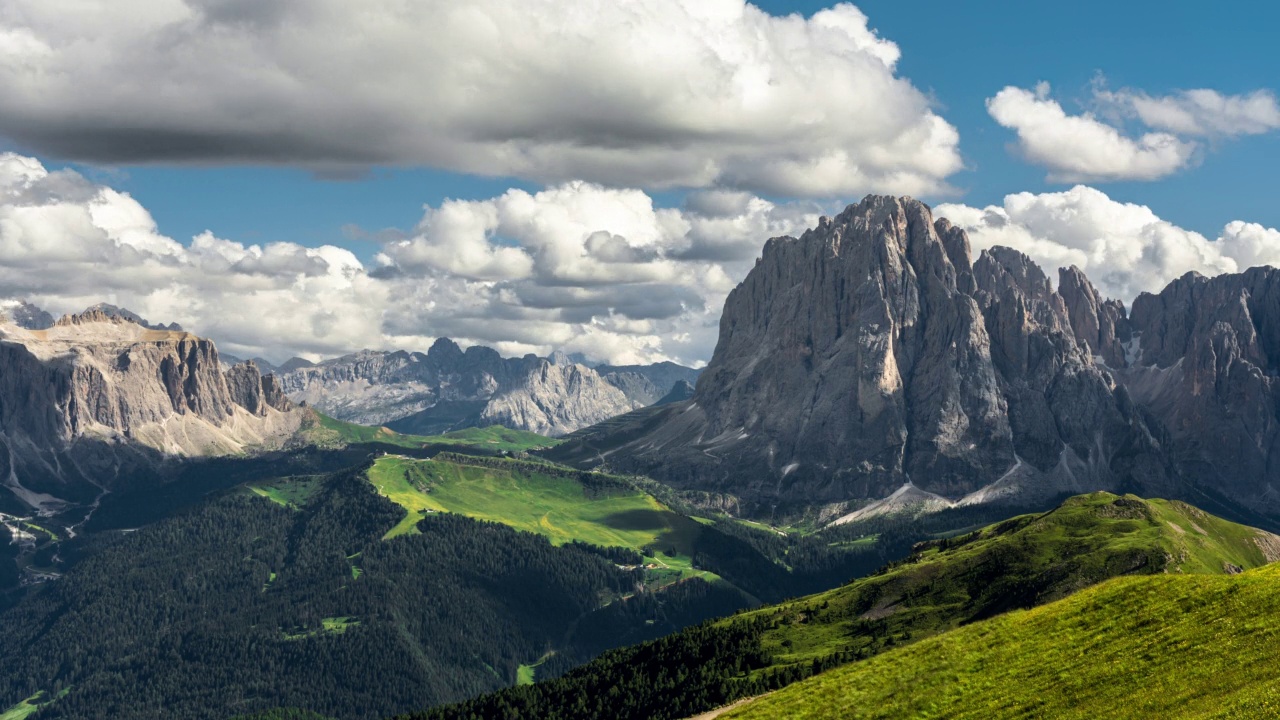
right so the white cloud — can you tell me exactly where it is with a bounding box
[0,0,960,197]
[375,180,815,364]
[1218,221,1280,272]
[989,81,1280,182]
[0,154,389,359]
[1101,88,1280,138]
[0,152,818,366]
[936,185,1280,303]
[987,83,1197,182]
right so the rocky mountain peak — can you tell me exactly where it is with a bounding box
[274,339,700,436]
[55,307,132,327]
[547,350,575,366]
[0,299,54,329]
[427,337,465,362]
[551,197,1173,515]
[655,380,695,405]
[65,303,184,331]
[275,357,316,374]
[224,360,293,416]
[1058,265,1132,367]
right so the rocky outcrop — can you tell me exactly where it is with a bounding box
[655,380,695,405]
[1118,267,1280,508]
[224,361,293,416]
[77,303,183,331]
[275,339,701,436]
[1,300,53,330]
[968,248,1172,505]
[548,196,1175,516]
[1058,266,1132,368]
[596,362,702,406]
[0,309,301,508]
[477,357,639,436]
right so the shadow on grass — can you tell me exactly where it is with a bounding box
[598,508,670,532]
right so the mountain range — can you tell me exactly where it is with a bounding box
[10,195,1280,532]
[551,195,1280,526]
[0,302,699,516]
[5,195,1280,720]
[273,342,700,437]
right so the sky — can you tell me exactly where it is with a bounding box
[0,0,1277,365]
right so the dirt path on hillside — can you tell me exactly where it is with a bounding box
[684,695,766,719]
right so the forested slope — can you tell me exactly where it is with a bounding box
[0,467,743,719]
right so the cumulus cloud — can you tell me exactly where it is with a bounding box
[374,180,812,363]
[987,83,1197,182]
[0,153,818,365]
[936,185,1280,303]
[988,81,1280,182]
[0,0,960,197]
[0,154,389,359]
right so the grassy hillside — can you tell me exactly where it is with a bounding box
[406,493,1280,720]
[720,492,1275,675]
[301,412,557,453]
[82,417,554,538]
[725,561,1280,719]
[366,453,710,584]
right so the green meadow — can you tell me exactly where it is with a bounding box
[366,454,706,581]
[0,690,68,720]
[306,412,558,453]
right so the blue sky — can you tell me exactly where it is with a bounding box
[0,0,1277,363]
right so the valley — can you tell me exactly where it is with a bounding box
[5,196,1280,720]
[0,408,906,719]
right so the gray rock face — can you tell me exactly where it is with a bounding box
[596,362,703,406]
[1,300,53,330]
[476,357,640,436]
[549,196,1173,515]
[655,380,695,405]
[968,248,1172,505]
[0,308,301,508]
[224,361,293,416]
[275,338,701,436]
[1119,267,1280,510]
[80,303,183,331]
[1058,266,1132,368]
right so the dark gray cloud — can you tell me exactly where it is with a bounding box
[0,0,960,196]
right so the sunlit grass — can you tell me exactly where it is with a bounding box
[727,563,1280,719]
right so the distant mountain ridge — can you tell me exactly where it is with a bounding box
[274,340,701,437]
[0,298,700,514]
[548,195,1280,523]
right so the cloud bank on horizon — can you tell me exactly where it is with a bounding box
[5,151,1279,366]
[0,152,819,365]
[0,1,1278,364]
